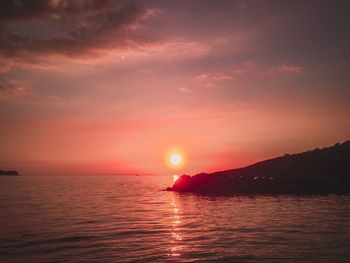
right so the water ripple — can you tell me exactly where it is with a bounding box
[0,175,349,262]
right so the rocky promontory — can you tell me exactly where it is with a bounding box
[167,141,350,195]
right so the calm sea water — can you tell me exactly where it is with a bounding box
[0,175,349,263]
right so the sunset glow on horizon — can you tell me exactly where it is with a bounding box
[0,0,349,176]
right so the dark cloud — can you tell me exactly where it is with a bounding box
[0,0,148,57]
[0,0,114,22]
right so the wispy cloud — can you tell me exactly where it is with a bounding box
[192,70,244,88]
[0,78,32,98]
[278,64,303,74]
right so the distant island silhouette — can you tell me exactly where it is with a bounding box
[167,140,350,195]
[0,170,19,176]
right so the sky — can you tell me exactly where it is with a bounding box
[0,0,349,175]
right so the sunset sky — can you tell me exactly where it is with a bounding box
[0,0,349,175]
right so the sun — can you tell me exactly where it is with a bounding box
[170,153,182,166]
[166,150,185,169]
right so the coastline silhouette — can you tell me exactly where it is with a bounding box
[167,140,350,195]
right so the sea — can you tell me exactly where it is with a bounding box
[1,175,349,263]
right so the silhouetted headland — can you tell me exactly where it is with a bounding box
[167,141,350,195]
[0,170,19,176]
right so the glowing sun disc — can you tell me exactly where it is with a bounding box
[170,153,182,166]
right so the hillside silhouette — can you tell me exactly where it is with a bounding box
[168,141,350,195]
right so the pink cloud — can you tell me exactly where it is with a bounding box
[178,86,194,93]
[0,78,32,99]
[0,38,210,78]
[261,64,304,76]
[193,72,233,87]
[191,67,247,88]
[278,64,303,74]
[141,8,162,19]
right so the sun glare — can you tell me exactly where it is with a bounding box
[166,149,185,169]
[170,153,182,166]
[173,175,179,183]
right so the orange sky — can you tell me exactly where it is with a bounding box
[0,0,349,175]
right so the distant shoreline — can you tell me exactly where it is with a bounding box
[0,170,19,176]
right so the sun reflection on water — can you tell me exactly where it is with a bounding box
[168,195,183,257]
